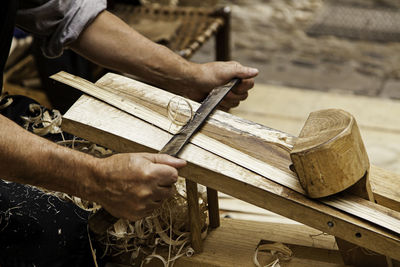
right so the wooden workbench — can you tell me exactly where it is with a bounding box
[59,74,400,266]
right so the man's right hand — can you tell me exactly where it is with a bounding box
[89,153,186,221]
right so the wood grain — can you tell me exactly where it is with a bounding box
[291,109,370,198]
[170,218,343,267]
[186,179,203,253]
[62,95,400,260]
[54,72,400,235]
[53,71,294,172]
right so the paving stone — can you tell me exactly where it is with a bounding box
[380,79,400,99]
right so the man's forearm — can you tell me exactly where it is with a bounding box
[71,11,197,95]
[0,114,97,199]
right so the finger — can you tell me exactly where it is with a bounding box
[218,100,240,111]
[218,106,230,112]
[220,100,241,110]
[153,186,175,201]
[142,153,186,168]
[224,61,259,80]
[231,78,254,94]
[149,163,179,186]
[224,91,249,102]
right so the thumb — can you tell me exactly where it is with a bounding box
[142,153,187,168]
[224,61,259,80]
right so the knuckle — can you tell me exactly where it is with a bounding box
[137,188,152,199]
[231,101,240,108]
[141,168,153,180]
[133,204,146,213]
[240,92,249,100]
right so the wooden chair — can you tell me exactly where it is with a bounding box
[111,4,232,61]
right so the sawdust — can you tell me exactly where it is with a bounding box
[15,102,209,266]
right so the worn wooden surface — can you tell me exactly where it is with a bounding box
[55,72,400,213]
[185,179,203,253]
[113,218,342,267]
[206,187,220,228]
[165,218,344,267]
[54,72,400,235]
[291,109,370,198]
[62,94,400,260]
[54,71,294,173]
[231,83,400,212]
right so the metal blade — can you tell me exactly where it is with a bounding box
[160,78,241,156]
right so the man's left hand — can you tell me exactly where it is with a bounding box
[186,61,258,111]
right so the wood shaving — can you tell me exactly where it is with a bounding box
[0,94,13,110]
[253,242,293,267]
[14,100,208,266]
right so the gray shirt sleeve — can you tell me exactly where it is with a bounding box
[16,0,107,58]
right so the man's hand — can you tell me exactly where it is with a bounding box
[188,61,258,111]
[72,11,258,111]
[91,153,186,221]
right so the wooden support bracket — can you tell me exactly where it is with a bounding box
[206,187,220,228]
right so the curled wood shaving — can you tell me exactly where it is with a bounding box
[0,94,13,110]
[99,182,208,266]
[253,242,293,267]
[20,104,63,136]
[21,102,208,266]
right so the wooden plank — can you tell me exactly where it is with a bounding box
[89,72,400,211]
[62,95,400,260]
[53,71,294,173]
[114,218,342,267]
[53,72,400,235]
[172,218,343,267]
[231,83,400,211]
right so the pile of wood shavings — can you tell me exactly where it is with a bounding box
[22,103,209,266]
[99,178,208,266]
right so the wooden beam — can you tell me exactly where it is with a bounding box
[173,218,343,267]
[53,71,400,213]
[53,71,295,173]
[112,218,342,266]
[53,72,400,235]
[62,95,400,260]
[150,218,343,267]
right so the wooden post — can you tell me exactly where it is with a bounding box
[207,187,220,228]
[186,179,203,253]
[335,172,395,267]
[214,6,231,61]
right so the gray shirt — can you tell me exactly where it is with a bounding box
[16,0,107,58]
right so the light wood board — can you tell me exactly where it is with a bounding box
[62,94,400,260]
[53,71,400,230]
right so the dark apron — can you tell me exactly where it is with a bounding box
[0,2,99,266]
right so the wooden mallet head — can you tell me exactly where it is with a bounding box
[290,109,370,198]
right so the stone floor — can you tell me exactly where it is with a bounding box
[192,0,400,100]
[189,0,400,175]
